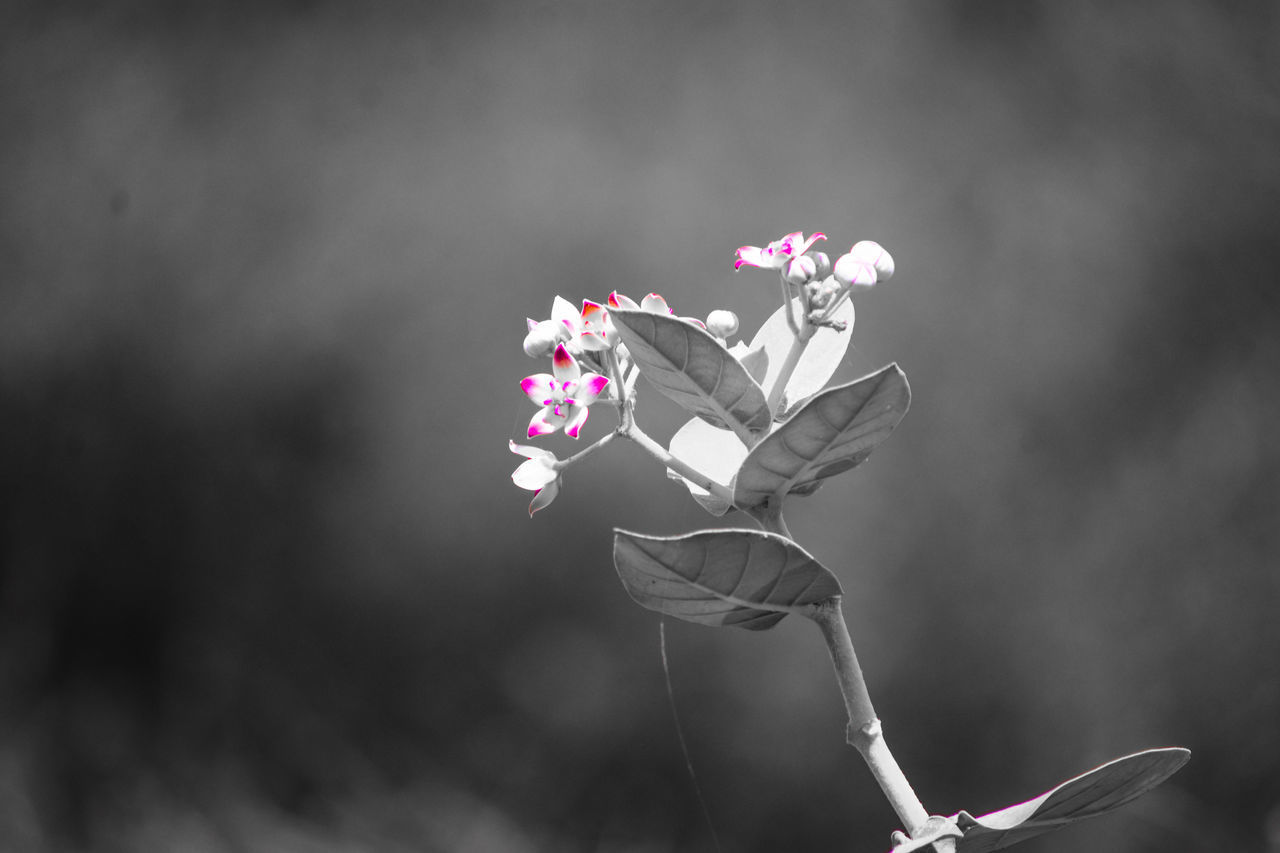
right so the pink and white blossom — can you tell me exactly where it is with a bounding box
[733,231,826,271]
[520,344,610,439]
[578,299,617,350]
[509,441,562,516]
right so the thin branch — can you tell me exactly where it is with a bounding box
[618,421,737,508]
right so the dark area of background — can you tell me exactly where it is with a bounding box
[2,1,1278,851]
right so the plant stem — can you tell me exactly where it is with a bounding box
[781,274,799,335]
[552,431,616,471]
[812,599,935,842]
[618,421,736,508]
[766,318,815,414]
[747,499,792,538]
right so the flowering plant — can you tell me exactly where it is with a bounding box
[508,232,1188,851]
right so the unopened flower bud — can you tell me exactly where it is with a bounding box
[807,279,834,310]
[832,255,878,292]
[783,254,818,286]
[523,319,565,358]
[809,251,832,279]
[705,309,738,338]
[848,240,895,281]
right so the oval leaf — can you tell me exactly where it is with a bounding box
[951,747,1190,853]
[611,308,771,441]
[667,418,749,516]
[734,364,910,509]
[748,296,855,409]
[612,528,842,630]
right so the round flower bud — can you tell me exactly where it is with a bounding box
[832,255,878,292]
[523,319,565,358]
[809,251,832,280]
[783,254,818,286]
[705,309,739,338]
[848,240,895,281]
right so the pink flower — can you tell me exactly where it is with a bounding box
[520,344,610,439]
[578,299,617,350]
[509,441,562,516]
[733,231,826,271]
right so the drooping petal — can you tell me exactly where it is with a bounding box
[520,373,556,405]
[733,246,769,270]
[574,373,610,407]
[512,456,558,490]
[608,291,640,310]
[509,439,556,462]
[551,344,582,383]
[563,404,590,439]
[528,407,565,437]
[528,477,561,516]
[797,231,827,254]
[641,293,671,314]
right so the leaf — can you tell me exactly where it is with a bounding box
[734,364,910,509]
[611,309,771,441]
[950,747,1191,853]
[727,340,770,385]
[667,418,749,516]
[612,528,842,630]
[748,296,855,408]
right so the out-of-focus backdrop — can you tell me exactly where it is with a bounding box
[2,1,1278,851]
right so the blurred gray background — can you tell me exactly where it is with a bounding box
[2,1,1278,851]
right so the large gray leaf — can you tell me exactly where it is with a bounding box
[950,747,1190,852]
[748,296,854,409]
[734,364,910,509]
[612,528,842,630]
[611,308,771,441]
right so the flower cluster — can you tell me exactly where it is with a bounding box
[511,231,892,516]
[513,290,727,514]
[736,232,894,328]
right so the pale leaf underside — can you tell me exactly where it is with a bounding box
[749,296,855,407]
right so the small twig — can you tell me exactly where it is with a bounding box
[552,431,616,471]
[780,272,799,335]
